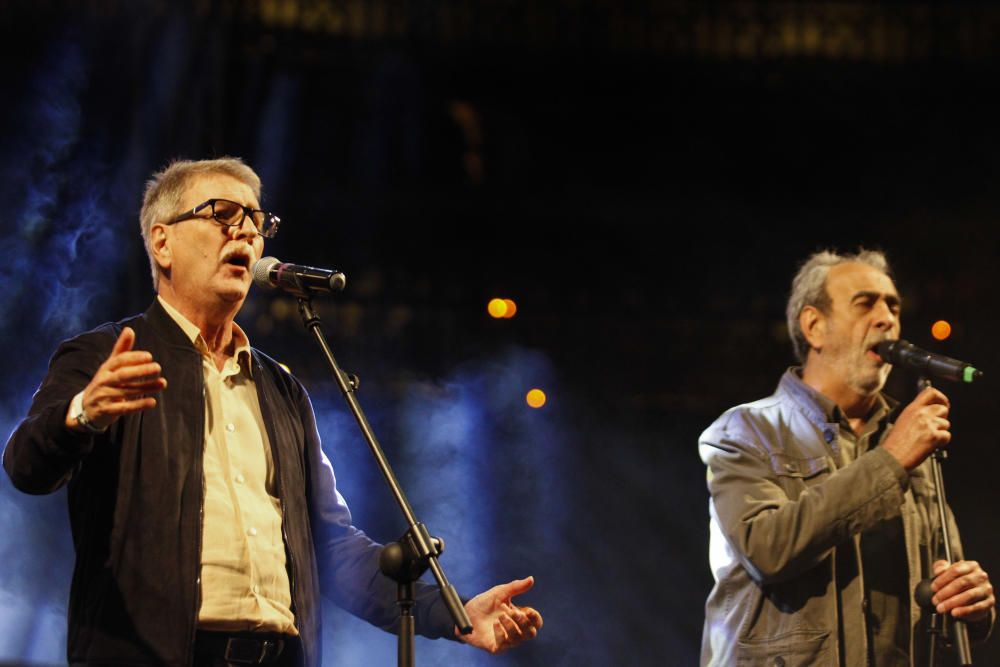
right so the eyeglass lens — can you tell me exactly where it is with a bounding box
[212,200,276,236]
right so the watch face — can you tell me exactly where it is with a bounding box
[76,411,102,433]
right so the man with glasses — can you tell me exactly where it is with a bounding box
[3,157,542,667]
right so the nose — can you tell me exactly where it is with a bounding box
[872,299,898,331]
[230,213,260,241]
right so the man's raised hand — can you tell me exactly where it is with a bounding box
[66,327,167,432]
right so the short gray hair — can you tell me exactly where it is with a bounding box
[139,157,262,289]
[786,248,892,362]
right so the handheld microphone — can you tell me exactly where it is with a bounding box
[875,339,983,384]
[252,256,347,296]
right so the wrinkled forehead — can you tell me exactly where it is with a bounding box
[826,261,899,303]
[180,172,259,209]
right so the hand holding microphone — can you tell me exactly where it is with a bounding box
[876,339,982,469]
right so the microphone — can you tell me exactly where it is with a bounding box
[875,339,983,384]
[252,256,347,296]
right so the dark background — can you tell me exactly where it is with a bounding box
[2,2,1000,665]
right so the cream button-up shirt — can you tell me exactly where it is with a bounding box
[158,297,296,635]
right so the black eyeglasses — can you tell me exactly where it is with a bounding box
[166,198,281,238]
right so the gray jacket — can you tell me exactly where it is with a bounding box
[699,369,986,666]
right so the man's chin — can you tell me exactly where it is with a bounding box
[853,371,889,396]
[211,281,250,306]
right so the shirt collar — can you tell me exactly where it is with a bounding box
[156,295,253,376]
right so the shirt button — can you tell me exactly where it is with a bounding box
[247,527,258,537]
[226,423,236,433]
[235,474,245,484]
[823,428,835,442]
[772,658,785,667]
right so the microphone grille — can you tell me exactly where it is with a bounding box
[875,338,907,364]
[252,256,281,289]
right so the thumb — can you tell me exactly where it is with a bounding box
[110,326,136,357]
[498,576,535,601]
[932,560,950,577]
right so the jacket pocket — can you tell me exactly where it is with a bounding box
[767,452,831,499]
[736,629,831,666]
[767,452,830,479]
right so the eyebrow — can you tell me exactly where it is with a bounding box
[851,290,902,308]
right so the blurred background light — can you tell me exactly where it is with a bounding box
[931,319,952,341]
[526,388,546,408]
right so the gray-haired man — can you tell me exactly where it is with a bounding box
[4,157,542,666]
[700,249,993,666]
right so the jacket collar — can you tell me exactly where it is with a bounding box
[142,298,201,351]
[778,366,898,430]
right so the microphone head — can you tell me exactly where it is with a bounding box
[329,271,347,291]
[252,256,281,289]
[874,339,903,364]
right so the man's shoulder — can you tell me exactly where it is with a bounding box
[55,311,146,351]
[699,371,823,456]
[703,392,786,439]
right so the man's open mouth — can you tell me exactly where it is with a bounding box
[222,253,252,270]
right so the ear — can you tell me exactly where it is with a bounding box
[799,305,827,353]
[150,224,171,274]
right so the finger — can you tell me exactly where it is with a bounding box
[491,621,507,654]
[498,613,522,640]
[951,593,996,620]
[507,605,531,629]
[97,397,158,416]
[104,350,156,372]
[521,606,544,629]
[927,404,950,418]
[932,562,967,590]
[938,583,994,615]
[933,563,987,598]
[503,605,535,636]
[106,362,163,386]
[105,383,166,402]
[935,579,983,609]
[110,327,136,357]
[113,378,168,395]
[116,379,168,395]
[919,386,950,407]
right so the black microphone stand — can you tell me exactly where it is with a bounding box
[295,296,473,667]
[914,377,973,666]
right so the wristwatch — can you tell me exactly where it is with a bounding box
[70,393,106,435]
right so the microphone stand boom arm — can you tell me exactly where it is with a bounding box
[295,297,472,666]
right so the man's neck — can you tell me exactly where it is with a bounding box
[157,288,240,358]
[801,364,878,434]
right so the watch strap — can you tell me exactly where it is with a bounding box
[70,392,106,434]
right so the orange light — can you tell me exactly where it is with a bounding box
[931,320,952,341]
[487,298,507,319]
[502,298,517,318]
[526,388,547,409]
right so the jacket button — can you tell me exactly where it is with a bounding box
[772,657,785,667]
